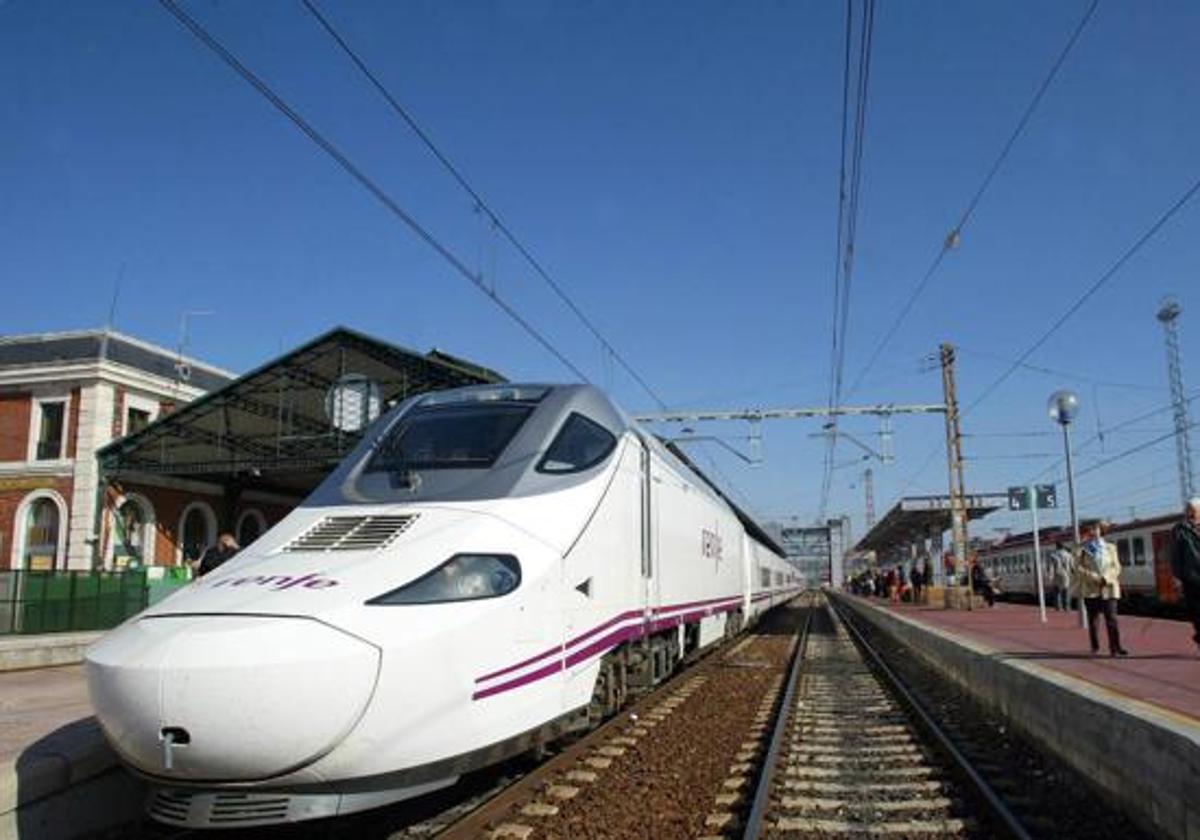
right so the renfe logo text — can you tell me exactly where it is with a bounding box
[208,572,341,591]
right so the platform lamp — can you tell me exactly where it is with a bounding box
[1048,389,1088,630]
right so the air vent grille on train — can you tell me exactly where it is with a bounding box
[148,789,296,827]
[148,789,192,825]
[284,514,417,552]
[209,793,291,824]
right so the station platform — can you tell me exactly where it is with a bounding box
[835,594,1200,840]
[871,599,1200,722]
[0,665,141,840]
[0,632,102,673]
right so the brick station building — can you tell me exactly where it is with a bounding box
[1,327,501,572]
[0,329,232,570]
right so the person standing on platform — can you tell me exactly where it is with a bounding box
[197,532,240,577]
[1048,541,1072,611]
[970,560,996,607]
[1171,498,1200,653]
[1075,522,1128,657]
[911,563,925,604]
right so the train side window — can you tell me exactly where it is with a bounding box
[1116,538,1131,567]
[1132,536,1146,566]
[760,568,771,588]
[537,413,617,474]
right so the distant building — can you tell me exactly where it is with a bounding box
[0,330,232,570]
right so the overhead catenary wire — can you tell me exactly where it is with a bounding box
[156,0,590,384]
[887,169,1200,508]
[299,0,669,411]
[847,0,1100,397]
[1072,419,1200,480]
[966,176,1200,415]
[1030,391,1200,482]
[821,0,876,522]
[956,345,1165,393]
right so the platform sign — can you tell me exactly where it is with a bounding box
[1007,484,1057,511]
[1007,487,1029,511]
[1007,484,1057,623]
[1035,484,1057,509]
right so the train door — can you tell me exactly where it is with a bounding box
[640,440,658,624]
[1152,528,1181,603]
[741,535,753,621]
[560,437,644,714]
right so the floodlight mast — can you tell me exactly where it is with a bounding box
[1157,297,1195,507]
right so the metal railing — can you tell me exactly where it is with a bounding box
[0,570,154,635]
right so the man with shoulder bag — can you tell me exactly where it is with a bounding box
[1171,498,1200,654]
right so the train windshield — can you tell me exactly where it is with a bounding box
[364,403,535,473]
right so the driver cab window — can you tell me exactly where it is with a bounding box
[537,413,617,474]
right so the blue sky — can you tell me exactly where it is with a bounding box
[2,1,1198,540]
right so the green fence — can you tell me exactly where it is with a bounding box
[0,570,159,635]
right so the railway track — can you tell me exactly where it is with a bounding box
[742,596,1026,838]
[434,595,814,839]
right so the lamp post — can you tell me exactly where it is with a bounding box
[1049,390,1088,630]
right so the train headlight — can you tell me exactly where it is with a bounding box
[367,554,521,605]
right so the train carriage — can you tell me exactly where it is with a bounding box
[979,513,1183,607]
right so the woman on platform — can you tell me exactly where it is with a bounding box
[1075,522,1129,657]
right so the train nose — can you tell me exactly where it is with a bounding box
[85,615,380,781]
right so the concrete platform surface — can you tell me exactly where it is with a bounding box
[0,663,136,837]
[0,666,94,766]
[0,633,103,673]
[872,599,1200,722]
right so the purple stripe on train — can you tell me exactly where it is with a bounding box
[471,586,804,700]
[474,594,744,684]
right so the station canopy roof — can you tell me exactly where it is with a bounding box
[98,327,504,495]
[855,493,1009,554]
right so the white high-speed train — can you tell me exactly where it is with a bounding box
[86,383,800,828]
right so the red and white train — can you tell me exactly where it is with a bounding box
[978,512,1185,607]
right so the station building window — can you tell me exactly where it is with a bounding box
[236,508,267,547]
[14,490,67,570]
[178,502,217,566]
[111,495,155,569]
[126,408,151,436]
[34,400,67,461]
[123,393,159,437]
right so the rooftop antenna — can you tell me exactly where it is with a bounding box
[101,262,126,361]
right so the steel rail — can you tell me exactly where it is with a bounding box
[739,591,817,840]
[829,596,1033,840]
